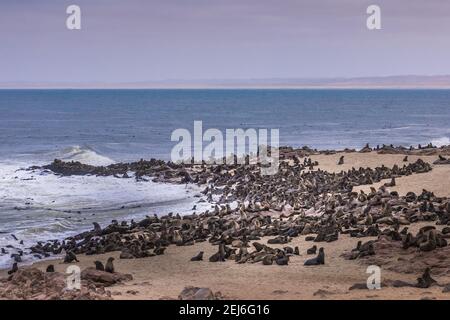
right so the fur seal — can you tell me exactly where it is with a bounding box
[337,156,344,165]
[419,230,436,252]
[209,243,226,262]
[190,251,204,261]
[384,177,396,187]
[105,257,115,273]
[93,222,102,232]
[11,253,22,263]
[262,254,274,265]
[63,251,79,263]
[416,268,436,288]
[304,247,325,266]
[7,262,18,275]
[154,247,166,255]
[275,251,289,265]
[94,260,105,271]
[46,265,55,273]
[306,245,317,255]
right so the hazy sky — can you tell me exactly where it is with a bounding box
[1,0,450,83]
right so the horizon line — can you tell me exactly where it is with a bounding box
[3,75,450,89]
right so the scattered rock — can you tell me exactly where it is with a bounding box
[178,286,222,300]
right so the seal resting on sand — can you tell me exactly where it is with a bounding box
[416,268,436,288]
[105,257,115,273]
[307,245,317,255]
[190,251,204,261]
[94,261,105,271]
[63,251,79,263]
[304,247,325,266]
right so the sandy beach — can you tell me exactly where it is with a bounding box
[2,150,450,300]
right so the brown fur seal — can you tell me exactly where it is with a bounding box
[304,247,324,266]
[7,262,18,275]
[94,261,105,271]
[419,230,437,252]
[306,245,317,255]
[190,251,204,261]
[46,265,55,273]
[154,247,166,255]
[105,257,115,273]
[63,251,79,263]
[416,268,436,288]
[275,251,289,265]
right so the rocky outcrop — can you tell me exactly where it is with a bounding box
[0,268,112,300]
[80,268,132,287]
[178,286,222,300]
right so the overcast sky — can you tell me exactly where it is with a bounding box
[1,0,450,83]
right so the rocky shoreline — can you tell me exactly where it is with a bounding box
[2,143,450,300]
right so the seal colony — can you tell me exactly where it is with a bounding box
[2,143,450,300]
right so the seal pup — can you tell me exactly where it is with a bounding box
[94,260,105,271]
[304,247,325,266]
[403,156,408,162]
[7,262,18,275]
[46,265,55,273]
[105,257,115,273]
[337,156,344,165]
[190,251,204,261]
[306,245,317,255]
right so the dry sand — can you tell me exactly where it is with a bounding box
[1,152,450,300]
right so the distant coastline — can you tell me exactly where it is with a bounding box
[3,75,450,89]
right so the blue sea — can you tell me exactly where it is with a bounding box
[1,89,450,267]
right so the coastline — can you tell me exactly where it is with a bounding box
[2,147,450,299]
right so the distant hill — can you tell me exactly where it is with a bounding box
[3,75,450,89]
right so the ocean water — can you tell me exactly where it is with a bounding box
[1,89,450,268]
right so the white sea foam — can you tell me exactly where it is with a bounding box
[52,145,116,166]
[0,146,212,269]
[431,137,450,148]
